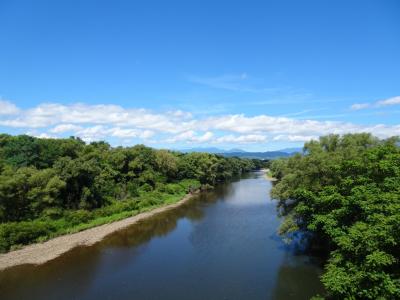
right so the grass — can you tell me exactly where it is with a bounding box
[0,179,200,252]
[264,169,277,181]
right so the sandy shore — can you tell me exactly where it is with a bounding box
[0,192,198,271]
[262,168,277,181]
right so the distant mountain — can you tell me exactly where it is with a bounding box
[277,147,303,154]
[178,147,300,159]
[219,151,292,159]
[180,147,246,154]
[227,148,247,153]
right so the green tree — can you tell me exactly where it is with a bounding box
[271,134,400,299]
[0,134,259,251]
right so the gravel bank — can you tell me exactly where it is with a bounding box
[0,192,197,271]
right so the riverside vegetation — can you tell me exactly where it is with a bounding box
[270,133,400,299]
[0,134,263,252]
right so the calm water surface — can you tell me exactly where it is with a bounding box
[0,171,324,300]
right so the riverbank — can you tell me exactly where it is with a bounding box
[262,168,277,181]
[0,191,199,271]
[0,170,325,300]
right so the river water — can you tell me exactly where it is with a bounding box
[0,171,324,300]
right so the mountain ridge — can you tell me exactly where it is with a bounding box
[178,147,302,159]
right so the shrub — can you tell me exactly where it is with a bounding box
[64,210,93,226]
[0,221,55,252]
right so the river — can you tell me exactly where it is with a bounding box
[0,171,324,299]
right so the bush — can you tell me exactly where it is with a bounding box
[271,134,400,299]
[126,181,140,197]
[64,210,93,226]
[40,207,64,220]
[164,183,181,194]
[0,221,55,252]
[139,183,153,193]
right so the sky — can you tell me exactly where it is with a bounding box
[0,0,399,151]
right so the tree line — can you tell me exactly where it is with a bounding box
[270,133,400,299]
[0,134,264,252]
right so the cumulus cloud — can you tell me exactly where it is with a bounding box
[34,133,56,139]
[196,114,365,137]
[273,134,318,142]
[73,126,155,142]
[75,125,107,142]
[109,127,155,139]
[215,134,267,143]
[1,100,400,146]
[50,124,83,133]
[0,100,20,115]
[197,131,214,142]
[0,103,190,133]
[166,131,214,143]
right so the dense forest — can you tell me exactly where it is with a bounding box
[270,133,400,299]
[0,134,263,252]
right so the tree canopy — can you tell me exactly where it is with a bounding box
[270,133,400,299]
[0,134,261,252]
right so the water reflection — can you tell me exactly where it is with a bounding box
[271,252,325,299]
[0,171,324,300]
[0,190,221,300]
[0,245,103,299]
[102,194,207,248]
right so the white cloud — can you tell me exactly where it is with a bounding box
[50,124,83,133]
[0,103,190,133]
[0,100,20,115]
[167,110,193,119]
[196,114,357,136]
[166,131,214,143]
[167,132,266,144]
[350,103,370,110]
[376,96,400,107]
[139,130,155,139]
[273,134,318,142]
[215,134,267,144]
[1,100,400,146]
[69,126,156,142]
[166,130,196,142]
[75,125,107,142]
[108,127,155,139]
[25,130,57,139]
[34,133,56,139]
[196,131,214,142]
[349,96,400,110]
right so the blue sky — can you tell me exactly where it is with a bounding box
[0,0,399,151]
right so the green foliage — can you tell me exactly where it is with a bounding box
[0,134,258,252]
[0,134,84,168]
[0,220,56,251]
[271,133,400,299]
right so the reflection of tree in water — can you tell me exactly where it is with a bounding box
[0,245,103,300]
[100,191,224,250]
[103,213,180,248]
[208,182,235,202]
[0,182,240,300]
[270,227,325,299]
[270,252,325,300]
